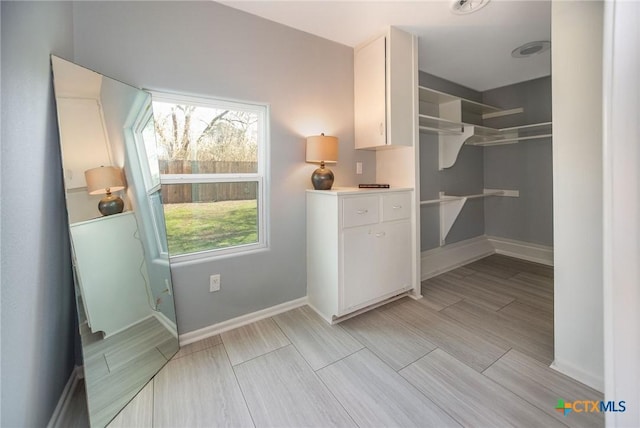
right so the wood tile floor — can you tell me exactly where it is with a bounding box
[74,255,604,427]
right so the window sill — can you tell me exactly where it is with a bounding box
[168,243,269,267]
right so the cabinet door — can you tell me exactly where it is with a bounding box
[71,213,151,337]
[354,35,387,149]
[341,220,411,312]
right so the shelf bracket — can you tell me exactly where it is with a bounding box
[439,125,474,170]
[438,192,467,246]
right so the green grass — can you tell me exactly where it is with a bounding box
[163,200,257,255]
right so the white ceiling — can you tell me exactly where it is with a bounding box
[219,0,551,92]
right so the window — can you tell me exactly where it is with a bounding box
[150,92,269,261]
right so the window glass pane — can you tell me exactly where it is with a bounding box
[150,189,168,255]
[162,182,258,256]
[152,101,258,174]
[141,116,161,189]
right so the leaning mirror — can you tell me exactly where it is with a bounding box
[51,56,179,427]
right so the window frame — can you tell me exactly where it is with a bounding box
[149,91,270,264]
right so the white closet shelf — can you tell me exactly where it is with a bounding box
[418,114,464,135]
[420,189,517,205]
[466,122,553,146]
[420,189,519,246]
[418,86,503,116]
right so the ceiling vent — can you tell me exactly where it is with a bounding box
[511,41,551,58]
[450,0,491,15]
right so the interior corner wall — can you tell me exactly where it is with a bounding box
[551,0,604,390]
[1,1,76,426]
[482,77,553,246]
[70,1,374,333]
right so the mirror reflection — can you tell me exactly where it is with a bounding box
[51,56,179,427]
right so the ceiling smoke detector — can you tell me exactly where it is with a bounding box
[511,41,551,58]
[450,0,490,15]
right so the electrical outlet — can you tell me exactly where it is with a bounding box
[209,274,221,292]
[356,162,363,175]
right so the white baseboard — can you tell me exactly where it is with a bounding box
[152,310,178,338]
[421,235,554,280]
[421,235,494,280]
[179,297,308,346]
[550,359,604,392]
[47,366,83,428]
[487,235,554,266]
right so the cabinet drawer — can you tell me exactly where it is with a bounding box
[342,196,379,228]
[382,192,411,222]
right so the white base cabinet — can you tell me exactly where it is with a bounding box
[307,188,413,322]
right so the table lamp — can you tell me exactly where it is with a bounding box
[85,166,126,216]
[306,133,338,190]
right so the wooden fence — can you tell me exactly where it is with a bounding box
[160,160,257,204]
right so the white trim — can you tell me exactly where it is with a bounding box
[179,297,308,346]
[421,235,554,280]
[47,366,83,428]
[421,235,494,280]
[550,359,604,392]
[103,314,153,339]
[487,235,554,266]
[152,310,178,338]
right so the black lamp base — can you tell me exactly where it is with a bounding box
[311,166,334,190]
[98,194,124,216]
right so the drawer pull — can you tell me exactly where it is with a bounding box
[356,209,368,215]
[392,205,402,209]
[375,232,386,238]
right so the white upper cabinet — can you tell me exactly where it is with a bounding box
[354,27,417,149]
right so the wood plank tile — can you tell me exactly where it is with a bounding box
[465,272,554,309]
[419,279,463,311]
[87,348,168,428]
[221,318,290,366]
[465,257,520,279]
[385,299,509,371]
[157,335,180,361]
[341,309,436,370]
[153,344,253,427]
[484,349,604,427]
[104,326,174,372]
[233,345,355,428]
[427,273,516,311]
[107,379,153,428]
[317,348,460,427]
[442,300,553,365]
[499,300,554,331]
[482,254,554,278]
[273,306,363,370]
[400,348,564,427]
[171,335,221,360]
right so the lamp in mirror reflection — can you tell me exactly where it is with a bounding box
[306,133,338,190]
[85,166,126,216]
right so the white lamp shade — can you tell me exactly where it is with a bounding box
[306,134,338,164]
[85,166,125,195]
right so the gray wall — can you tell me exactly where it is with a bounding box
[1,2,76,426]
[483,77,553,246]
[71,1,376,333]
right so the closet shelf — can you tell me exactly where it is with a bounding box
[466,122,553,146]
[418,114,464,135]
[419,84,552,169]
[420,190,510,206]
[418,86,503,116]
[420,190,519,246]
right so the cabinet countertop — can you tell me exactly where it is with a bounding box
[306,187,413,196]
